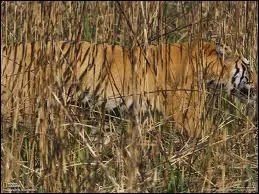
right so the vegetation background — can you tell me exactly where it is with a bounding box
[1,1,258,192]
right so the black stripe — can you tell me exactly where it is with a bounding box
[238,62,246,87]
[93,82,101,97]
[89,44,97,70]
[97,46,108,87]
[12,44,23,91]
[62,42,72,61]
[63,42,75,83]
[31,41,35,63]
[31,42,36,98]
[207,48,216,57]
[241,59,252,80]
[77,45,92,81]
[20,43,26,90]
[81,45,91,66]
[2,46,8,76]
[12,43,18,75]
[78,65,88,83]
[231,62,240,86]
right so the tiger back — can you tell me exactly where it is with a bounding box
[1,41,257,137]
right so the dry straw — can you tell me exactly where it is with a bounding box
[1,1,257,192]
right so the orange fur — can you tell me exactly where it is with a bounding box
[2,41,256,136]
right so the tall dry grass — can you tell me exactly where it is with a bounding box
[1,1,258,192]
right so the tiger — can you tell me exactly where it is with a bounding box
[1,40,257,137]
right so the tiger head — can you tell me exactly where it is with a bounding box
[207,44,257,105]
[227,56,257,104]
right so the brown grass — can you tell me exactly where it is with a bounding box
[1,1,258,192]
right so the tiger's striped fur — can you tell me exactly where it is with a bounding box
[1,41,257,136]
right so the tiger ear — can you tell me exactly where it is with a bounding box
[216,43,224,56]
[216,43,232,58]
